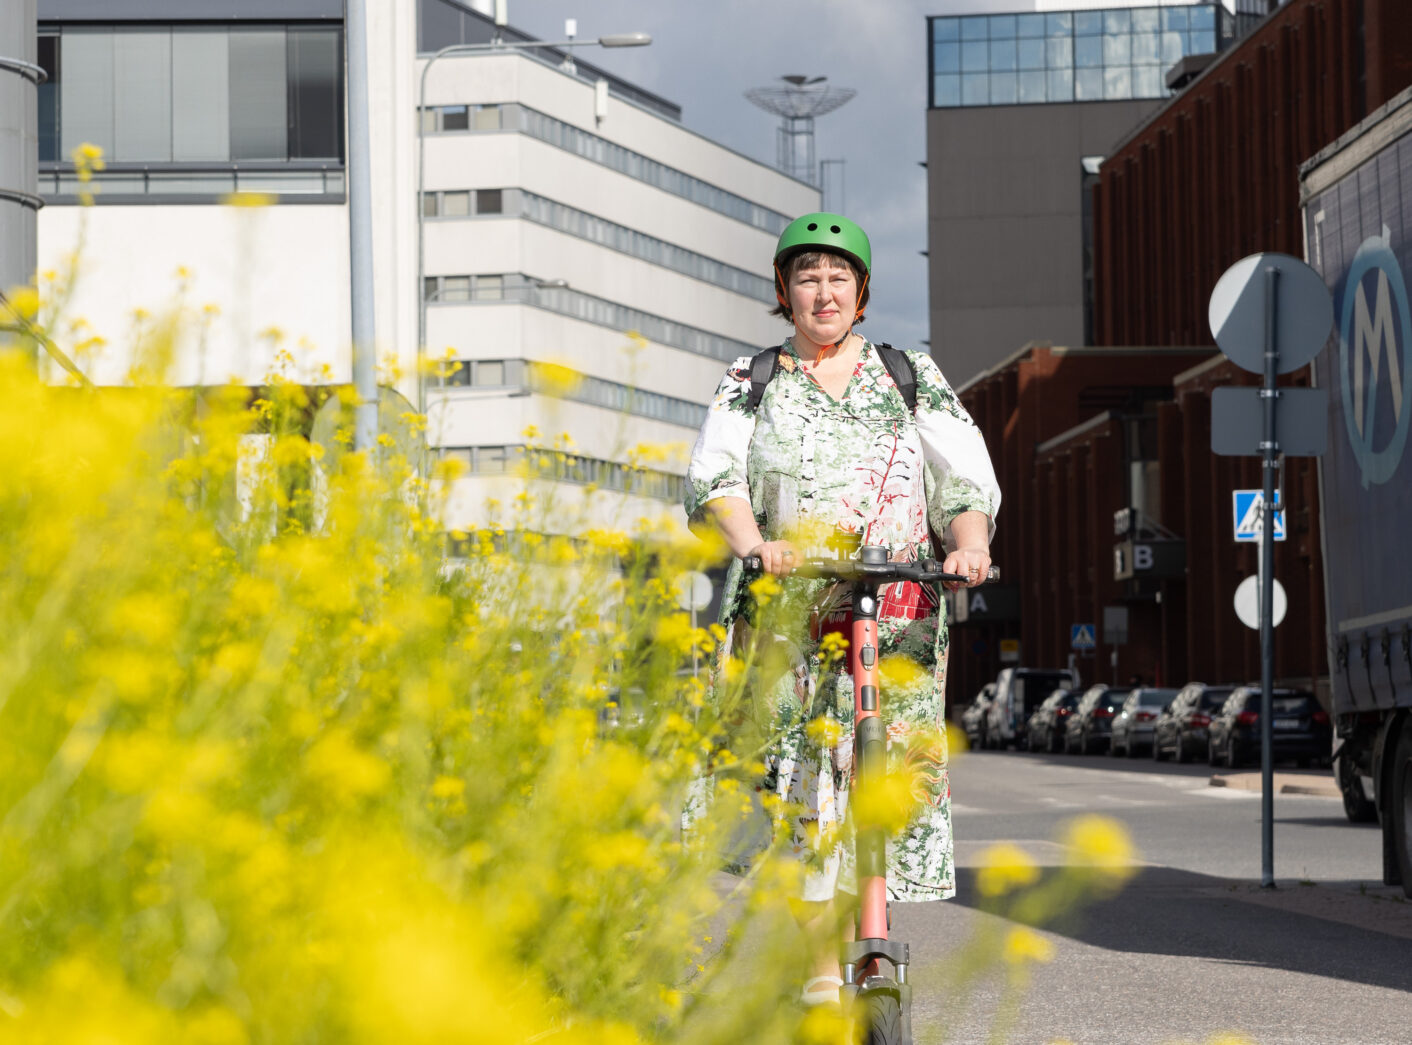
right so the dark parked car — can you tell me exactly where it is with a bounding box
[962,684,997,750]
[1026,689,1078,753]
[1064,686,1130,755]
[1110,687,1178,757]
[1153,683,1236,762]
[1207,687,1333,769]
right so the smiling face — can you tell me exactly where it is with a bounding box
[787,254,859,348]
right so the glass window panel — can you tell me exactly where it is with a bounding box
[1075,68,1103,100]
[475,275,503,301]
[960,17,988,41]
[1104,10,1131,34]
[1018,70,1046,104]
[420,108,436,133]
[229,31,288,161]
[440,277,470,302]
[478,447,507,473]
[1104,65,1133,100]
[89,174,147,193]
[172,30,229,161]
[1189,6,1216,31]
[961,40,988,73]
[1163,9,1189,31]
[1018,38,1045,70]
[423,193,438,217]
[1074,12,1103,36]
[476,361,504,386]
[473,104,499,130]
[237,172,323,193]
[148,173,236,194]
[1190,30,1216,54]
[287,28,342,160]
[1017,14,1045,38]
[934,41,960,73]
[989,39,1016,72]
[1047,67,1074,102]
[1133,65,1163,97]
[933,73,961,107]
[113,31,176,161]
[37,35,58,162]
[988,15,1016,38]
[1103,33,1131,65]
[1076,36,1102,68]
[989,72,1016,105]
[1047,36,1073,68]
[442,190,470,216]
[1131,9,1159,33]
[1046,13,1072,37]
[60,29,114,158]
[961,73,988,106]
[423,277,439,300]
[1161,31,1183,65]
[441,105,468,131]
[1132,31,1160,65]
[933,19,960,43]
[475,188,501,214]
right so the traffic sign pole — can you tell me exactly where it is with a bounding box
[1259,264,1278,890]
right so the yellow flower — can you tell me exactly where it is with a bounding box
[1002,926,1055,965]
[221,191,276,208]
[976,842,1040,897]
[1062,814,1137,878]
[430,775,465,800]
[806,717,843,746]
[878,653,928,695]
[748,573,781,603]
[3,285,40,320]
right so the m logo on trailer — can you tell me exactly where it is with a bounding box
[1340,227,1412,488]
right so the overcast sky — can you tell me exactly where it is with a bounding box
[498,1,1034,354]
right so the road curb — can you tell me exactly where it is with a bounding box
[1209,772,1340,798]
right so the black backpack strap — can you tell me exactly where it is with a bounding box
[746,348,781,413]
[874,342,918,413]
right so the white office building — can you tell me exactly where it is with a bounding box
[34,0,817,533]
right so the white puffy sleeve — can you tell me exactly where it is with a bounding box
[910,351,1001,545]
[685,355,758,536]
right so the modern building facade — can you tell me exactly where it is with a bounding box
[1,0,41,314]
[925,1,1241,387]
[32,0,817,535]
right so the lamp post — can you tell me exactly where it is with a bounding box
[415,31,651,420]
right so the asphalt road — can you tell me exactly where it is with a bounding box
[895,747,1412,1045]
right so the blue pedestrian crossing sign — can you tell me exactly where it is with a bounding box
[1232,489,1286,542]
[1070,623,1097,651]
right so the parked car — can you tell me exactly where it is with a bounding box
[1026,689,1079,753]
[1110,687,1178,757]
[984,667,1080,749]
[1152,683,1237,762]
[1207,687,1333,769]
[961,684,997,750]
[1064,686,1131,754]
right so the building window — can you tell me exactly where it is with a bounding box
[39,23,343,198]
[437,444,687,503]
[929,5,1235,108]
[476,188,502,214]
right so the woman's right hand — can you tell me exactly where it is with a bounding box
[748,540,800,577]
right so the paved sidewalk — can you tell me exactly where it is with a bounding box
[1208,769,1340,797]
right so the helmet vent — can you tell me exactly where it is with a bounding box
[830,225,841,234]
[807,222,818,231]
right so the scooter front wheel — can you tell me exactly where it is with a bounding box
[860,991,906,1045]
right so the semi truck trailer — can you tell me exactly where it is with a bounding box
[1301,85,1412,894]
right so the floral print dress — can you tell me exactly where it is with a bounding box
[685,338,1000,902]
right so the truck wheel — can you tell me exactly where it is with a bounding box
[1392,720,1412,898]
[1338,748,1377,823]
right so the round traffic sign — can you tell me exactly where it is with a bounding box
[675,571,713,612]
[1208,252,1334,374]
[1233,575,1287,630]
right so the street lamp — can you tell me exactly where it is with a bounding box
[416,31,651,418]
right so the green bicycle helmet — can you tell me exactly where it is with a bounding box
[773,212,872,320]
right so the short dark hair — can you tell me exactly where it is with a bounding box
[770,250,867,323]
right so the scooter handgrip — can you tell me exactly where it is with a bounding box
[742,556,763,571]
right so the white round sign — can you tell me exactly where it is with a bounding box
[1208,252,1333,374]
[1233,575,1287,630]
[676,571,713,612]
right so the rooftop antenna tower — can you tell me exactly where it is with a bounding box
[745,75,855,186]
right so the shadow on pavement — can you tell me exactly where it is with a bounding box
[947,863,1412,994]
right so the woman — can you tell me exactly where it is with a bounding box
[684,213,1001,1005]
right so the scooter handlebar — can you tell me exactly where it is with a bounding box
[740,556,999,585]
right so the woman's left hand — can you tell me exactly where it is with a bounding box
[942,546,992,592]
